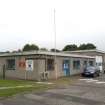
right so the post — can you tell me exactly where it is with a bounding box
[25,70,27,80]
[54,9,57,79]
[3,65,6,80]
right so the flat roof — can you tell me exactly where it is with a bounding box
[0,51,95,59]
[64,49,105,54]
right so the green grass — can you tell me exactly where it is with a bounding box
[0,76,80,97]
[0,80,36,87]
[0,80,50,97]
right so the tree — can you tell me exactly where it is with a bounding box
[31,44,39,50]
[22,44,39,51]
[62,44,78,51]
[78,44,86,50]
[50,48,60,52]
[22,44,30,51]
[85,43,96,50]
[79,43,96,50]
[40,48,48,51]
[18,49,22,52]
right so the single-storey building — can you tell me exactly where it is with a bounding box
[0,51,95,81]
[64,49,105,73]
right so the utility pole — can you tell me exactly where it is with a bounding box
[54,8,57,79]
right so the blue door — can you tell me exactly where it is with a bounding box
[63,60,70,76]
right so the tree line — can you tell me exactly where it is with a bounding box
[21,43,96,52]
[62,43,96,51]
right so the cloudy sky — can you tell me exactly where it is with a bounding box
[0,0,105,51]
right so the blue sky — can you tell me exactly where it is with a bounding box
[0,0,105,51]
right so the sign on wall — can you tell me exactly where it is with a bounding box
[18,58,26,69]
[26,60,34,71]
[19,61,26,68]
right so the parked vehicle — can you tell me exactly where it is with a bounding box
[82,66,100,77]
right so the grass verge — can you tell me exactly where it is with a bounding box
[0,75,80,97]
[0,80,50,97]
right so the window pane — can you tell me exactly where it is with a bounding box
[47,59,54,71]
[7,59,16,70]
[89,61,94,66]
[73,60,80,70]
[84,61,87,65]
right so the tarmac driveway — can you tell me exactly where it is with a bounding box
[1,75,105,105]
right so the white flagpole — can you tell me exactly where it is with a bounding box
[54,8,57,79]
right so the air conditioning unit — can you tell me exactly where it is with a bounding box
[40,71,49,80]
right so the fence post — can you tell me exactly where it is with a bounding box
[3,65,6,79]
